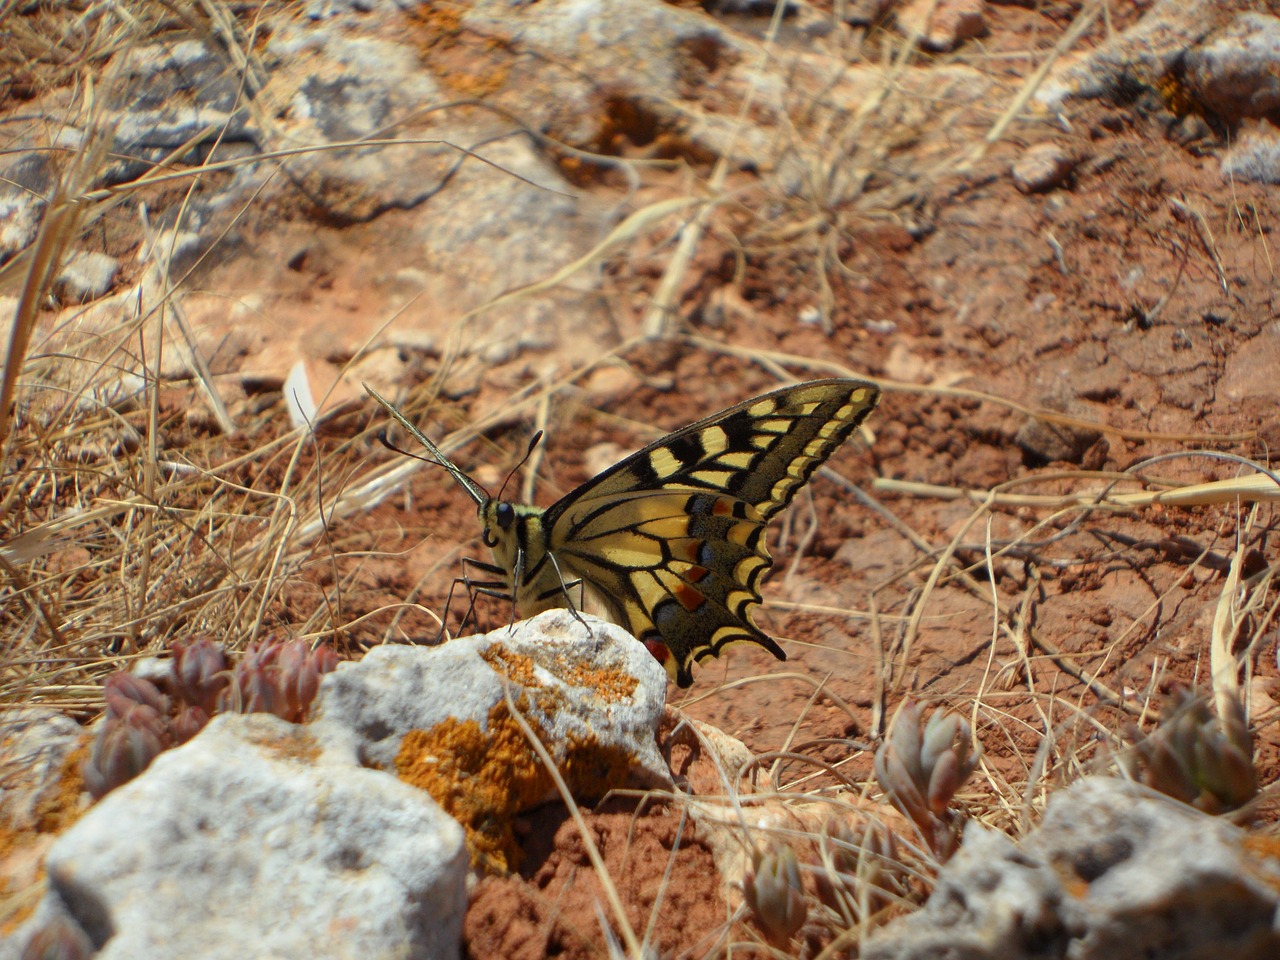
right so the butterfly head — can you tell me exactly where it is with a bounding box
[483,501,516,548]
[479,498,542,583]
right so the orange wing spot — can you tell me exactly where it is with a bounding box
[644,637,671,665]
[712,498,734,516]
[674,582,706,612]
[674,539,700,562]
[686,564,710,583]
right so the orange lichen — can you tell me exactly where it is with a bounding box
[397,698,550,873]
[482,642,639,705]
[31,740,89,835]
[1243,834,1280,895]
[480,647,541,689]
[555,661,638,704]
[247,724,322,764]
[397,696,644,873]
[1154,71,1198,118]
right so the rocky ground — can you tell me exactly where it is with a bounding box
[2,1,1279,958]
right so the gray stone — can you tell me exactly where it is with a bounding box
[6,713,468,960]
[1015,416,1103,465]
[314,610,672,792]
[1036,0,1244,113]
[865,777,1280,960]
[106,39,257,164]
[895,0,988,52]
[1011,142,1078,193]
[1221,124,1280,184]
[1014,380,1103,465]
[1184,14,1280,123]
[864,825,1069,960]
[53,251,120,304]
[0,709,82,831]
[0,153,53,265]
[842,0,895,26]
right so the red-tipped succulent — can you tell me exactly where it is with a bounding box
[84,636,338,799]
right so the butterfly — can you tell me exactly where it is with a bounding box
[366,378,880,687]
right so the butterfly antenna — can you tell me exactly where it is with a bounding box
[496,430,544,502]
[376,430,450,470]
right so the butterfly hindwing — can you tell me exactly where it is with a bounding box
[542,379,880,686]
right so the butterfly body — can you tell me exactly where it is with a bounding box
[368,378,880,687]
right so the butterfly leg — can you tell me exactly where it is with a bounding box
[545,552,593,636]
[441,557,513,639]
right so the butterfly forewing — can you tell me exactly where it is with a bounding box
[541,379,880,686]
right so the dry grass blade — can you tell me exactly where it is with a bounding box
[959,0,1103,170]
[1210,506,1277,726]
[875,473,1280,509]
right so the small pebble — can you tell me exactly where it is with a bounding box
[1012,143,1077,194]
[54,251,120,304]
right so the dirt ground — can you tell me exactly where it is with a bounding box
[353,7,1280,955]
[4,1,1279,958]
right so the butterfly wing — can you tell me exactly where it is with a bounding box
[542,379,880,686]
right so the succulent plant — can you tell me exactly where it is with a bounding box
[874,701,982,860]
[102,671,169,719]
[218,637,339,723]
[1126,686,1256,814]
[742,843,809,947]
[83,699,168,800]
[84,636,338,799]
[814,817,904,922]
[170,637,229,715]
[19,912,94,960]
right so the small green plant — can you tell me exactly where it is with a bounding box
[83,637,338,799]
[1124,686,1256,814]
[874,701,982,860]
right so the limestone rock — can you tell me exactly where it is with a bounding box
[1011,142,1077,193]
[0,709,83,832]
[6,713,468,960]
[1221,124,1280,183]
[896,0,987,52]
[1036,0,1244,113]
[54,251,121,304]
[1184,14,1280,124]
[313,610,672,871]
[864,777,1280,960]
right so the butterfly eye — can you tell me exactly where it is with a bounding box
[496,502,515,530]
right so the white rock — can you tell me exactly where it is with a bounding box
[1036,0,1238,112]
[0,709,82,831]
[314,610,670,872]
[7,713,468,960]
[896,0,987,52]
[1221,123,1280,184]
[864,776,1280,960]
[53,251,120,304]
[1184,13,1280,122]
[314,610,672,789]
